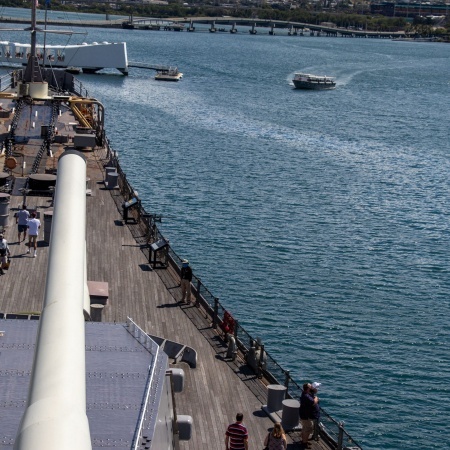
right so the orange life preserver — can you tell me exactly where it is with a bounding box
[5,157,17,169]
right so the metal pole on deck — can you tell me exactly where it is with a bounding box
[29,0,37,79]
[284,370,290,393]
[337,421,345,450]
[213,298,219,329]
[43,3,48,63]
[258,344,265,378]
[195,279,201,307]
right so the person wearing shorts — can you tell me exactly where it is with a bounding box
[16,204,30,243]
[27,212,41,258]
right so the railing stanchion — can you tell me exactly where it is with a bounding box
[258,344,265,378]
[337,421,344,450]
[284,370,290,395]
[212,297,219,329]
[196,279,201,307]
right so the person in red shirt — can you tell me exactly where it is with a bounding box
[225,412,249,450]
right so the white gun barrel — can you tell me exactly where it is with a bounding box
[14,150,92,450]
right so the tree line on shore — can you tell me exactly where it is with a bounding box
[2,0,450,36]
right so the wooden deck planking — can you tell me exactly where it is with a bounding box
[0,142,319,450]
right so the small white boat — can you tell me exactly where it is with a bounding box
[293,73,336,90]
[155,68,183,82]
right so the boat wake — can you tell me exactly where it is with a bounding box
[95,75,404,166]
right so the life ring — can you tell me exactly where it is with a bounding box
[222,311,235,335]
[5,157,17,169]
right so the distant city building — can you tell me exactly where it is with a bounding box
[370,2,450,17]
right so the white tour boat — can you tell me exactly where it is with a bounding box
[155,67,183,81]
[293,72,336,90]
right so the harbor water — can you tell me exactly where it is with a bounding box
[1,11,449,449]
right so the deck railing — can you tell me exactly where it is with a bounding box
[105,140,363,450]
[126,318,162,450]
[0,72,13,92]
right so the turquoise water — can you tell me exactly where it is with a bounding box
[2,14,450,449]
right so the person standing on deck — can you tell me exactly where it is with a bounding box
[15,204,30,243]
[310,383,321,442]
[180,259,193,303]
[299,383,318,448]
[26,212,41,258]
[0,234,11,275]
[225,412,249,450]
[263,422,287,450]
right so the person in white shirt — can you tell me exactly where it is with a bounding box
[27,212,41,258]
[0,234,11,275]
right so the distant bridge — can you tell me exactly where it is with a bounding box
[0,14,405,38]
[129,17,405,38]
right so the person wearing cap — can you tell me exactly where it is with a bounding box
[180,259,193,304]
[310,384,321,441]
[15,204,30,243]
[26,212,41,258]
[299,383,319,448]
[0,234,11,275]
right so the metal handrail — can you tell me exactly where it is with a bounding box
[126,318,161,450]
[0,72,13,92]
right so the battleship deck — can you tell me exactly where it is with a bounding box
[0,102,329,450]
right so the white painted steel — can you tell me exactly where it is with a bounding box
[83,241,90,319]
[14,151,91,450]
[28,82,49,100]
[126,317,161,450]
[0,41,128,72]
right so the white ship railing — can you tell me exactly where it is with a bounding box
[126,317,161,450]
